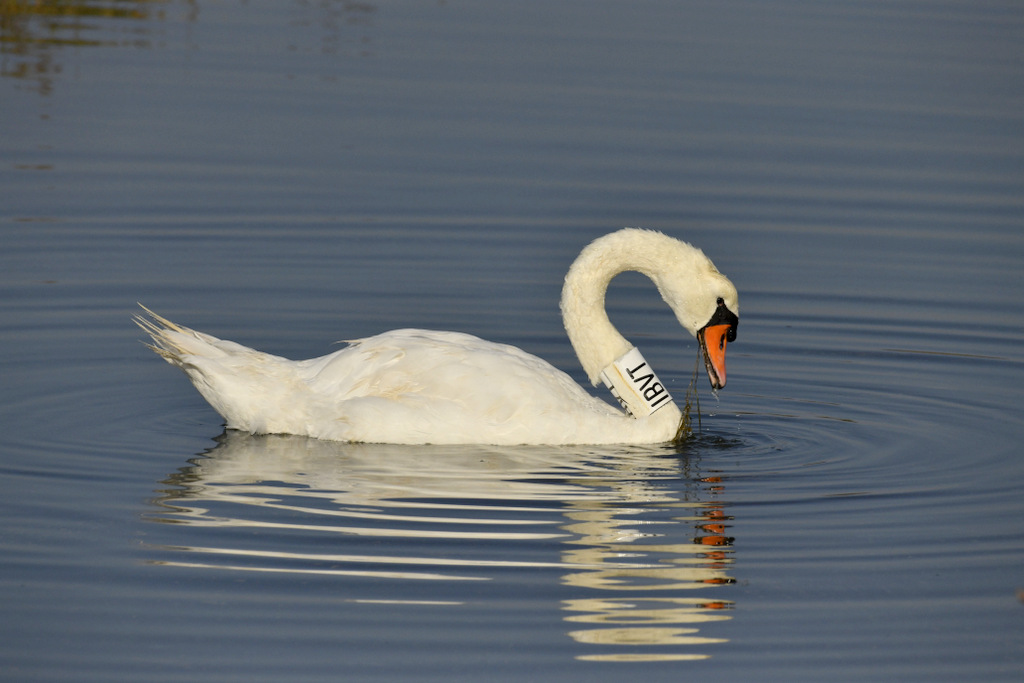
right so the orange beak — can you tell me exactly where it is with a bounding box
[698,323,733,390]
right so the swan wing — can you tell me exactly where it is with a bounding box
[299,330,622,443]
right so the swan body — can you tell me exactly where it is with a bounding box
[137,229,739,445]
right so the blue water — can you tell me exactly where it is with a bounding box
[2,1,1023,681]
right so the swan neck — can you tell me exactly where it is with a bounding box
[561,235,651,385]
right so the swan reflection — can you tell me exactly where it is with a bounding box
[149,431,735,660]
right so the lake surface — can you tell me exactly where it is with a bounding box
[2,1,1022,681]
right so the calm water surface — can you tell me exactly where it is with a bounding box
[2,1,1022,681]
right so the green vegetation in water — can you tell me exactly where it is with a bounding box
[672,353,704,443]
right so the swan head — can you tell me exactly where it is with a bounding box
[654,245,739,390]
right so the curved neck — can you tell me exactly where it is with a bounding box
[560,230,695,385]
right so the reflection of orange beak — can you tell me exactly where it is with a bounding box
[698,323,732,390]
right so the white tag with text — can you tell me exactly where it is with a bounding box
[599,347,673,418]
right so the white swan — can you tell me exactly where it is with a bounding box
[136,228,739,445]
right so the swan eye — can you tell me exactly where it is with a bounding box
[708,297,738,342]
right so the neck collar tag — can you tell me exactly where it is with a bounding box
[599,347,673,418]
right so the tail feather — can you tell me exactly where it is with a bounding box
[134,304,189,363]
[135,304,316,435]
[134,304,236,367]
